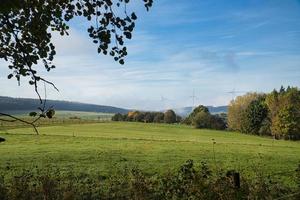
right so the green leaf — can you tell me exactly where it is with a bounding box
[7,74,13,79]
[124,32,132,39]
[131,12,137,20]
[46,109,55,119]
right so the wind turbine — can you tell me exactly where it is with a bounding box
[189,89,198,108]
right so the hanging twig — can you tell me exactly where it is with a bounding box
[0,81,55,135]
[0,112,39,134]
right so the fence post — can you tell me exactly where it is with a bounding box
[226,170,240,188]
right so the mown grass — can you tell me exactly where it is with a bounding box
[0,122,299,186]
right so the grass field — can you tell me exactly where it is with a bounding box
[1,121,299,187]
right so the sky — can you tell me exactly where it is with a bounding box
[1,0,300,110]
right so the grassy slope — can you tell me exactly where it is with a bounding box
[0,122,299,184]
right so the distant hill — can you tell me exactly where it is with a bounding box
[173,106,228,117]
[0,96,129,114]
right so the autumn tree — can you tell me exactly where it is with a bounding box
[227,93,262,132]
[265,86,300,139]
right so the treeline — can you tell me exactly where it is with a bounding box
[112,106,227,130]
[112,86,300,139]
[228,86,300,140]
[112,110,182,124]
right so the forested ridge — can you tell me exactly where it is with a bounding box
[0,96,129,114]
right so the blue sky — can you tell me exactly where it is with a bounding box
[1,0,300,110]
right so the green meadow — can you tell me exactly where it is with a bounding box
[0,122,299,186]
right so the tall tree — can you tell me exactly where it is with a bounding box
[227,93,262,132]
[266,87,300,139]
[241,97,268,135]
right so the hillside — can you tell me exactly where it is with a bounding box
[174,106,228,117]
[0,96,129,114]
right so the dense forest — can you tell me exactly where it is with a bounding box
[228,86,300,140]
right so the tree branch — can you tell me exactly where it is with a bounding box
[0,112,39,135]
